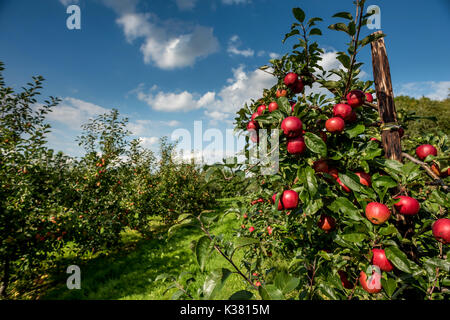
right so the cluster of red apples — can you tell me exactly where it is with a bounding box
[244,71,450,294]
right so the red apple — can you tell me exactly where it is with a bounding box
[431,163,449,178]
[281,116,303,138]
[346,90,365,108]
[432,218,450,244]
[284,72,298,86]
[287,136,306,155]
[247,121,259,131]
[313,160,329,173]
[249,226,255,233]
[292,78,304,94]
[333,103,353,120]
[370,137,382,145]
[268,102,278,112]
[267,226,273,235]
[328,168,339,179]
[415,144,437,160]
[276,89,287,98]
[393,196,420,216]
[325,117,345,133]
[251,112,259,121]
[359,271,382,294]
[281,190,299,210]
[365,92,374,103]
[365,202,391,225]
[318,214,336,232]
[257,105,267,115]
[290,101,296,112]
[355,172,371,187]
[347,110,357,123]
[338,271,354,289]
[250,132,259,143]
[372,248,394,272]
[272,193,283,210]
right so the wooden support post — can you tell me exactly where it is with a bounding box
[370,30,403,162]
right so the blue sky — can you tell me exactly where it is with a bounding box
[1,0,449,160]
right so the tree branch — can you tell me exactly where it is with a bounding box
[401,152,448,191]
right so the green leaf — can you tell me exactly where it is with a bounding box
[202,268,232,299]
[338,172,363,192]
[336,53,351,69]
[347,21,356,36]
[328,197,362,221]
[283,29,300,43]
[263,284,285,300]
[341,233,367,243]
[234,237,260,248]
[171,289,185,300]
[292,8,305,23]
[424,258,450,273]
[274,272,300,294]
[359,33,386,47]
[381,277,397,297]
[304,132,327,157]
[345,124,365,138]
[372,176,398,189]
[328,23,349,34]
[229,290,254,300]
[385,246,413,274]
[332,12,353,20]
[309,28,322,36]
[307,17,323,27]
[277,96,291,114]
[195,236,213,272]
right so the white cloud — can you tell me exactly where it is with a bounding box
[59,0,79,6]
[139,136,159,148]
[135,65,276,120]
[269,52,280,59]
[160,120,182,127]
[227,35,254,57]
[115,11,219,69]
[46,97,109,129]
[137,89,216,112]
[176,0,197,11]
[396,81,450,100]
[128,119,153,136]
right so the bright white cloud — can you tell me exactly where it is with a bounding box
[227,35,254,57]
[139,136,160,148]
[176,0,197,11]
[115,11,219,69]
[396,81,450,100]
[136,64,276,120]
[128,119,153,136]
[46,97,109,129]
[137,89,216,112]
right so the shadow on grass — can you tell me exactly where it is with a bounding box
[41,225,203,300]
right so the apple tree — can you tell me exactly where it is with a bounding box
[167,0,449,300]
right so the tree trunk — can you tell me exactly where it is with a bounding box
[370,30,402,162]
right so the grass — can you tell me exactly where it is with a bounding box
[40,211,253,300]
